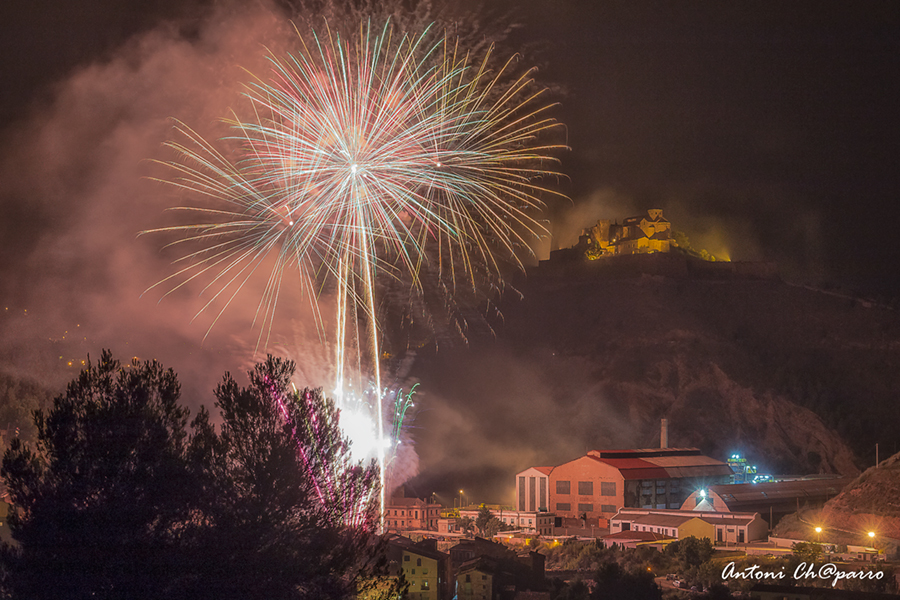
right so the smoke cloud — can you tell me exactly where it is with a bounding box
[0,3,314,402]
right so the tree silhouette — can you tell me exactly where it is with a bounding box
[0,351,393,600]
[0,350,196,599]
[185,356,385,600]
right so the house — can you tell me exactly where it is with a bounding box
[609,511,714,542]
[380,535,451,600]
[449,537,517,577]
[456,554,545,600]
[457,507,555,536]
[609,507,769,544]
[385,496,442,533]
[525,447,733,526]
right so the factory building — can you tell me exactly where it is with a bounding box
[517,448,733,527]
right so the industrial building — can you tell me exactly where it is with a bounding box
[516,447,734,526]
[680,477,852,526]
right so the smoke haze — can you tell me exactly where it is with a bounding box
[0,3,307,400]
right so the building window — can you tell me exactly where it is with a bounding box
[422,581,429,590]
[578,481,593,495]
[417,558,422,567]
[556,503,571,511]
[465,575,471,582]
[577,503,593,513]
[600,482,616,496]
[556,481,571,495]
[601,504,616,513]
[404,555,410,562]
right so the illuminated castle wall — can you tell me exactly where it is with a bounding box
[585,208,672,258]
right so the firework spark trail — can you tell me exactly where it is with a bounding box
[267,377,327,505]
[145,19,567,526]
[266,377,376,529]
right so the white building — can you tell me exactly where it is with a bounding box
[514,466,552,513]
[609,507,768,544]
[458,507,555,536]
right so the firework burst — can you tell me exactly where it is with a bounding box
[145,19,566,524]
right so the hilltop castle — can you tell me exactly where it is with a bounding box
[582,208,672,258]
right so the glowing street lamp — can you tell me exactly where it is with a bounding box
[868,531,876,539]
[815,526,822,543]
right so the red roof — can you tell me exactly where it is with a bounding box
[533,466,554,475]
[591,456,670,480]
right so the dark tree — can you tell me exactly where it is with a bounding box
[790,541,823,562]
[475,505,494,535]
[0,352,394,600]
[665,536,715,569]
[456,515,474,535]
[590,562,661,600]
[0,350,197,599]
[185,355,387,600]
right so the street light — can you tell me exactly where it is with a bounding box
[459,490,464,509]
[815,527,822,543]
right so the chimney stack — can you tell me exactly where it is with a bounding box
[660,418,668,449]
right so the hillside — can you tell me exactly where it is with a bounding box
[408,254,900,500]
[776,452,900,544]
[818,451,900,541]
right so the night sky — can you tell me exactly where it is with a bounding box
[1,1,898,502]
